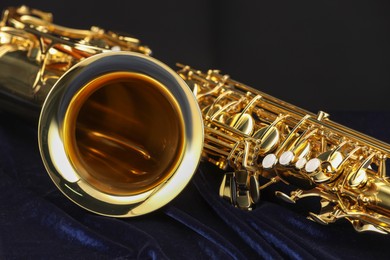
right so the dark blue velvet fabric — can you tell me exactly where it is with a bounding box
[1,111,390,259]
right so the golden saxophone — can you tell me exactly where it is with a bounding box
[1,6,390,234]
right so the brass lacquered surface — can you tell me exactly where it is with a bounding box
[178,64,390,234]
[64,72,184,196]
[4,5,390,234]
[0,6,204,217]
[32,51,203,217]
[39,52,203,217]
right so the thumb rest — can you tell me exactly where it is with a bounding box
[1,6,390,234]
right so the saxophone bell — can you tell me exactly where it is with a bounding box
[39,52,204,217]
[0,6,204,217]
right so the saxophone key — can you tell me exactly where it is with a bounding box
[262,153,278,169]
[308,212,332,225]
[233,190,252,210]
[351,220,387,234]
[252,125,280,154]
[219,170,258,209]
[275,191,297,204]
[228,113,254,135]
[219,172,235,204]
[279,151,295,166]
[295,157,307,170]
[305,150,344,183]
[346,154,374,188]
[249,175,260,204]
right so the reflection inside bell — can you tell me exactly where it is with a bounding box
[64,72,184,195]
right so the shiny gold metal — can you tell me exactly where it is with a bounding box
[177,65,390,234]
[63,71,185,196]
[0,6,203,217]
[2,6,390,234]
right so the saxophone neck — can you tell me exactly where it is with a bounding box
[0,5,151,115]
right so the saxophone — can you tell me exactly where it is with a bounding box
[1,6,390,234]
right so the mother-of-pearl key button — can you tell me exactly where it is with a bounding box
[295,157,307,169]
[305,158,321,173]
[279,151,294,166]
[262,154,277,169]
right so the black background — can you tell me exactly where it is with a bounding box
[1,0,389,112]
